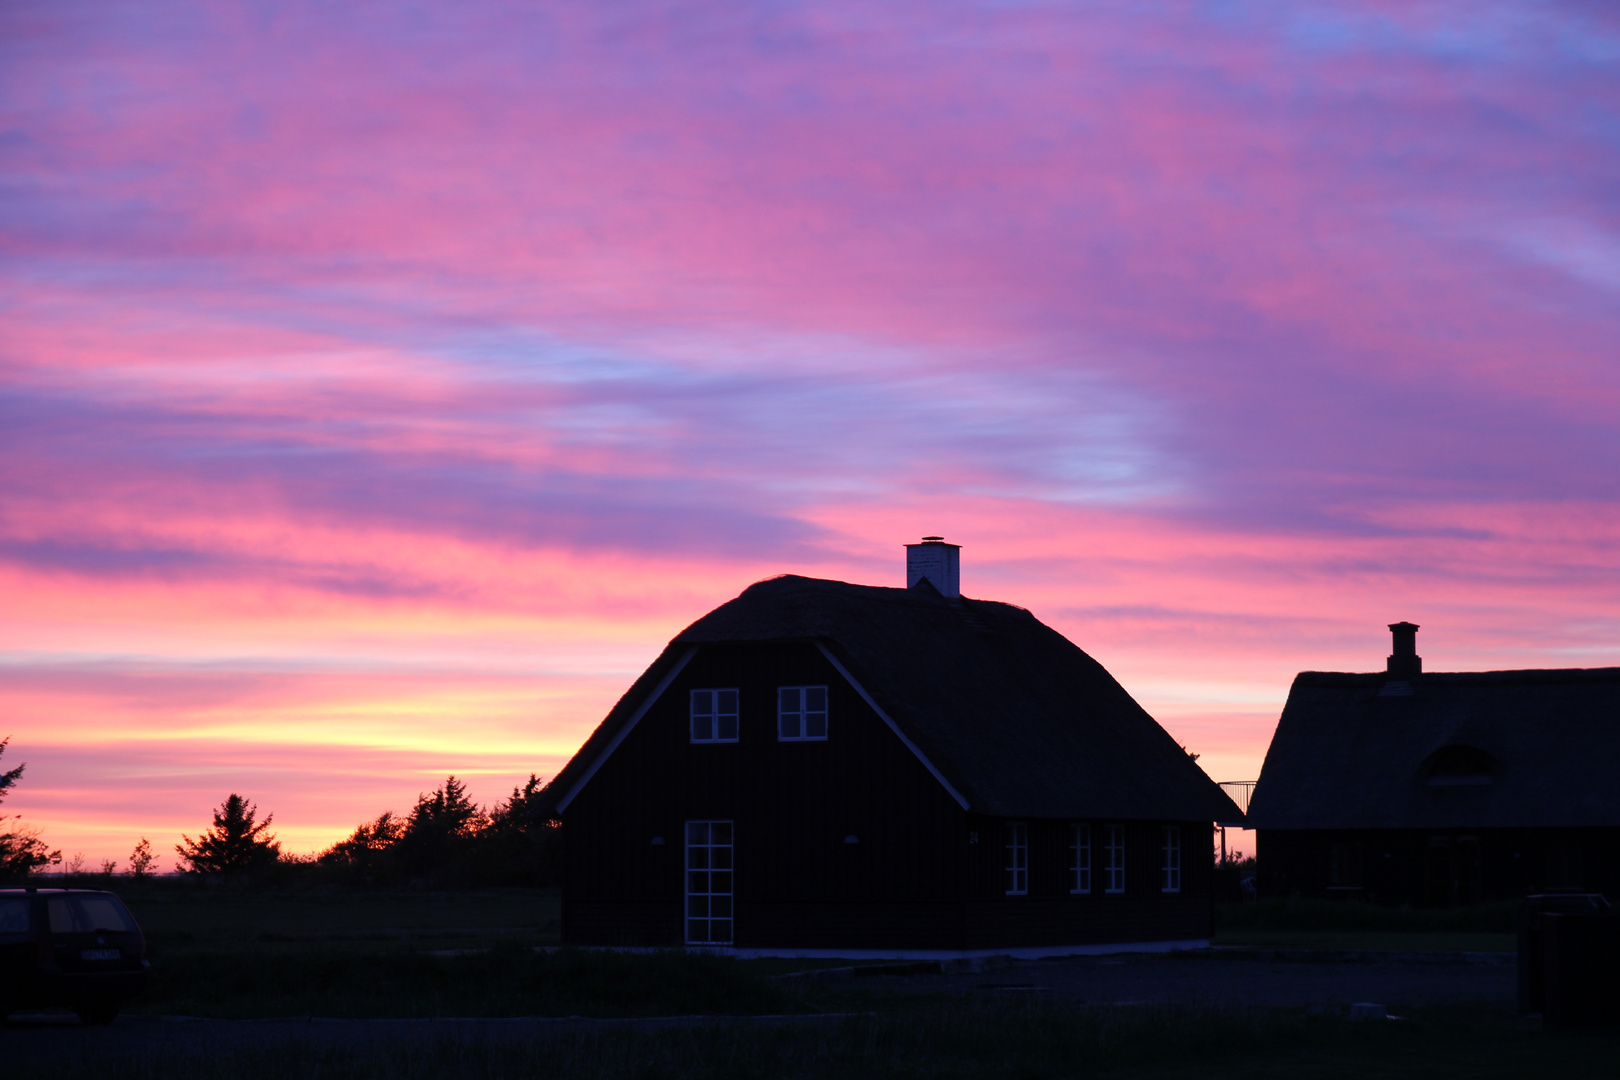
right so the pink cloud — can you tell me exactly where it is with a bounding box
[2,0,1618,858]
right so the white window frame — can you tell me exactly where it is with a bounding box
[690,689,739,743]
[685,820,733,945]
[1104,824,1126,894]
[1070,823,1091,894]
[777,685,828,741]
[1161,825,1181,893]
[1005,822,1028,895]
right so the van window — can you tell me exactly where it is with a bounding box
[46,894,136,933]
[0,897,29,933]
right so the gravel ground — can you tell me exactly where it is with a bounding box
[1,1012,852,1066]
[863,949,1516,1009]
[1,949,1517,1065]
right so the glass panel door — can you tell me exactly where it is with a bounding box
[685,820,734,944]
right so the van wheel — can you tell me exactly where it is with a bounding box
[75,1000,119,1025]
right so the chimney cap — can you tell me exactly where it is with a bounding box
[1386,621,1422,680]
[905,537,961,597]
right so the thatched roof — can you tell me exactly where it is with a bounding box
[541,575,1240,822]
[1248,667,1620,830]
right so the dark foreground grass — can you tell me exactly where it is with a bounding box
[1214,897,1519,952]
[1219,896,1519,933]
[113,885,877,1019]
[21,1002,1620,1080]
[118,882,562,951]
[132,944,818,1019]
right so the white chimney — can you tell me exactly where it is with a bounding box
[905,536,960,598]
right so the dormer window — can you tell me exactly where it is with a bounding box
[778,686,828,740]
[1424,745,1496,786]
[691,689,739,743]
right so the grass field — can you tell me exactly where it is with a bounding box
[1212,896,1517,953]
[123,882,562,954]
[13,884,1618,1078]
[1217,896,1519,933]
[21,881,1503,1043]
[113,882,879,1018]
[99,884,1529,1018]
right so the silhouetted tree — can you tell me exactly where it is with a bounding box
[175,794,281,874]
[128,837,157,878]
[0,737,60,879]
[408,775,485,837]
[475,775,562,885]
[484,775,542,837]
[0,738,21,800]
[395,775,486,879]
[314,774,561,887]
[0,821,60,878]
[317,810,406,882]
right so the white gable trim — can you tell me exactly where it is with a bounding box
[555,645,698,814]
[815,641,970,811]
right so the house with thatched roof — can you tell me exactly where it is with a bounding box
[537,539,1240,958]
[1248,623,1620,905]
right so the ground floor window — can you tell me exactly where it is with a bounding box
[1425,834,1482,907]
[1005,822,1028,895]
[1329,840,1363,888]
[1160,825,1181,893]
[686,820,733,944]
[1070,824,1091,894]
[1548,835,1583,890]
[1104,824,1126,893]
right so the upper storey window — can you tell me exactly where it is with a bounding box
[778,686,828,741]
[690,689,739,743]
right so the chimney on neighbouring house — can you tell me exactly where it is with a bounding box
[1387,621,1422,680]
[906,536,960,598]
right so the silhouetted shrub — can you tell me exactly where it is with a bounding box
[314,775,561,887]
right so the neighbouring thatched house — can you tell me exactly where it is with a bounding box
[1248,622,1620,905]
[537,539,1240,958]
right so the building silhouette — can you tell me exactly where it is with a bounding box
[538,539,1239,956]
[1249,623,1620,904]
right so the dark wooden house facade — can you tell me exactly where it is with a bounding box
[1249,623,1620,906]
[538,543,1240,958]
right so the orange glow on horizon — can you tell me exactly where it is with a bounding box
[6,1,1619,864]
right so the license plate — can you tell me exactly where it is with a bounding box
[81,948,120,960]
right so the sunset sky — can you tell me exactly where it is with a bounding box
[4,1,1618,865]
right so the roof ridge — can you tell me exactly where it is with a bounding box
[1297,666,1620,684]
[949,597,995,634]
[549,571,1242,823]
